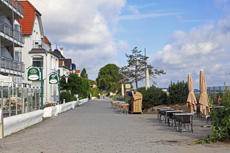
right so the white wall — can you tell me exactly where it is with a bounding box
[18,13,59,103]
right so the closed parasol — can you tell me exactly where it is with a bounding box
[187,73,197,113]
[199,70,210,116]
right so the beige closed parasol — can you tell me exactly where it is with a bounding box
[187,73,197,113]
[199,70,210,116]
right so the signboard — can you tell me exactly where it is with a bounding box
[28,68,40,81]
[0,76,12,83]
[125,84,131,89]
[63,69,70,83]
[49,74,58,84]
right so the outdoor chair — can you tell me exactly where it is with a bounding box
[174,113,194,133]
[110,101,114,109]
[121,104,129,114]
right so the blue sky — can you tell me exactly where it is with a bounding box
[30,0,230,89]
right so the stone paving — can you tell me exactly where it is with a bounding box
[0,97,230,153]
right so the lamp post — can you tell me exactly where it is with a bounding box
[58,69,60,104]
[40,61,43,109]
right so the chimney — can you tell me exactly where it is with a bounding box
[60,48,64,56]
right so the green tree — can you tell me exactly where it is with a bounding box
[142,85,167,109]
[137,87,146,95]
[96,64,122,92]
[168,81,188,105]
[61,73,90,97]
[120,47,165,89]
[80,68,88,79]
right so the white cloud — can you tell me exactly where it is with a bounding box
[119,12,178,20]
[117,40,129,52]
[150,16,230,88]
[29,0,126,80]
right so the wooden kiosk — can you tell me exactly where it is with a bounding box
[127,91,143,114]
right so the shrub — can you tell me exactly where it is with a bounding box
[137,87,146,95]
[216,91,223,98]
[60,92,71,103]
[195,94,200,102]
[71,96,77,101]
[168,81,188,105]
[210,84,230,142]
[142,85,167,109]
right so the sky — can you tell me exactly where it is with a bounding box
[29,0,230,89]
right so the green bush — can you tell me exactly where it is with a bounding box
[137,87,146,95]
[168,81,188,105]
[216,91,223,98]
[71,96,77,101]
[210,84,230,142]
[195,94,200,102]
[60,92,71,103]
[142,85,168,109]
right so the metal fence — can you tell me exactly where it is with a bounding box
[0,56,25,73]
[1,0,24,15]
[0,86,41,118]
[0,19,24,44]
[207,86,230,104]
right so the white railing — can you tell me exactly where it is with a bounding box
[1,0,24,16]
[0,56,25,73]
[0,19,24,43]
[33,40,51,51]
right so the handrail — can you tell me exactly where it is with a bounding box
[33,40,51,51]
[1,0,24,16]
[0,19,24,44]
[0,56,25,73]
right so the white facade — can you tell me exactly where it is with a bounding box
[17,6,59,103]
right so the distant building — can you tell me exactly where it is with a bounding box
[75,70,80,77]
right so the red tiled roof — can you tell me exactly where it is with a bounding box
[75,70,80,73]
[44,36,51,45]
[19,1,41,35]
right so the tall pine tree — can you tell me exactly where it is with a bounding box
[120,47,165,89]
[80,68,88,79]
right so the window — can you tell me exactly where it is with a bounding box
[33,57,43,67]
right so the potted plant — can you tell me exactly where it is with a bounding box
[216,92,223,103]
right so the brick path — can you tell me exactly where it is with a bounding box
[0,98,229,153]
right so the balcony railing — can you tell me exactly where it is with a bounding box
[33,40,51,51]
[1,0,24,16]
[0,56,25,73]
[0,20,24,44]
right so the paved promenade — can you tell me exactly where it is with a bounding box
[0,98,230,153]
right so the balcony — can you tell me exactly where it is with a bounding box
[0,0,24,17]
[33,40,51,51]
[0,56,25,76]
[0,19,24,46]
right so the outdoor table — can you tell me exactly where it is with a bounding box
[157,107,170,120]
[173,113,194,133]
[166,110,183,127]
[158,108,174,123]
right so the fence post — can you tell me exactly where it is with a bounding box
[0,109,4,149]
